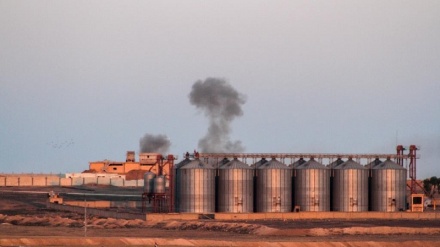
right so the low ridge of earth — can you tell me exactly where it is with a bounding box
[1,186,440,246]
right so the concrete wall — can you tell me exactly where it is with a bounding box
[5,177,19,186]
[89,162,105,172]
[110,178,125,187]
[83,177,98,185]
[144,212,440,221]
[60,178,72,186]
[64,201,111,208]
[124,180,138,187]
[111,201,141,208]
[19,176,33,186]
[33,177,46,186]
[72,177,84,186]
[124,162,140,173]
[63,201,141,209]
[146,213,199,221]
[213,212,440,221]
[47,176,60,186]
[0,174,143,187]
[97,177,111,185]
[107,165,124,173]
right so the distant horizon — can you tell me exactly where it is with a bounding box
[1,145,428,178]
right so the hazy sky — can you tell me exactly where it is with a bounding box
[1,1,439,178]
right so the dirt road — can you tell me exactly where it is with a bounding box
[1,186,440,246]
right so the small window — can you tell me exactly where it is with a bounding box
[413,197,422,204]
[113,168,117,171]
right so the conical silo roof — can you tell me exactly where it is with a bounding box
[289,158,306,168]
[175,158,192,169]
[251,158,268,168]
[335,158,366,170]
[297,158,328,169]
[373,158,406,170]
[180,159,214,169]
[365,158,382,169]
[328,158,344,168]
[215,158,230,168]
[258,158,289,169]
[221,158,252,169]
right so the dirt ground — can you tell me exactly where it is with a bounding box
[1,186,440,246]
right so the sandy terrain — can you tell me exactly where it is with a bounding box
[1,186,440,246]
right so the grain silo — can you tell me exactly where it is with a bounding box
[370,158,407,212]
[143,172,156,194]
[290,158,306,211]
[256,158,292,212]
[328,158,344,211]
[210,157,231,212]
[251,158,268,212]
[218,158,254,213]
[154,175,166,194]
[366,158,382,211]
[332,158,368,212]
[294,158,330,211]
[173,158,191,212]
[176,158,216,213]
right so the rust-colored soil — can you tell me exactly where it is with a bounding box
[1,186,440,246]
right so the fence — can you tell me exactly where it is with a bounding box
[46,202,146,220]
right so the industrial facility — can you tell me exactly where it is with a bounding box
[88,151,175,180]
[128,145,425,214]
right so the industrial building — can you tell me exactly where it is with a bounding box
[83,145,423,214]
[88,151,175,180]
[139,145,421,213]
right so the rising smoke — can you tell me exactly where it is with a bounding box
[189,77,246,153]
[139,133,171,154]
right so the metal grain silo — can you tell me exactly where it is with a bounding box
[154,175,166,194]
[332,158,368,212]
[143,172,156,194]
[328,158,344,211]
[174,158,192,212]
[290,158,306,211]
[294,158,330,211]
[218,158,254,213]
[256,158,292,212]
[178,159,216,213]
[370,158,407,212]
[250,158,268,212]
[366,158,382,211]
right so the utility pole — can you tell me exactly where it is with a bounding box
[84,196,87,237]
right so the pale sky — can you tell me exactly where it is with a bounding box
[1,1,439,178]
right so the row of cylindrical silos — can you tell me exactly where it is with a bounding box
[172,157,407,213]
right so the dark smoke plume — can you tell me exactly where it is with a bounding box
[189,77,246,153]
[139,133,171,154]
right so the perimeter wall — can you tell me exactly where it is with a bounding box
[0,175,143,187]
[146,212,440,221]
